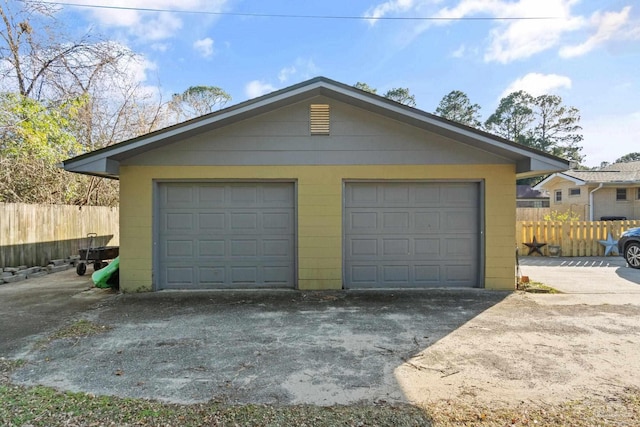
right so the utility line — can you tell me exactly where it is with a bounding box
[39,1,563,21]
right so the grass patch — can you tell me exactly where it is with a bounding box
[0,384,432,426]
[518,281,561,294]
[0,379,639,426]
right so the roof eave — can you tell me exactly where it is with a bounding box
[63,76,569,178]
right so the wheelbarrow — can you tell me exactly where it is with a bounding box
[76,233,120,276]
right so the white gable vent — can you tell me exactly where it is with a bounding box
[310,104,330,135]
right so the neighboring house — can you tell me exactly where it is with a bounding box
[63,77,568,292]
[516,185,549,208]
[535,161,640,220]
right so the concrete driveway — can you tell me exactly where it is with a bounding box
[4,261,640,407]
[519,256,640,299]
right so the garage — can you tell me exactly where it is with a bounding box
[64,77,569,292]
[344,181,481,288]
[157,182,295,290]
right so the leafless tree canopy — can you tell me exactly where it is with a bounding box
[0,0,173,206]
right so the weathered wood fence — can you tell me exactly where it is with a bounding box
[0,203,119,268]
[516,208,551,222]
[516,220,640,257]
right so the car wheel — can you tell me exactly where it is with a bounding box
[625,242,640,269]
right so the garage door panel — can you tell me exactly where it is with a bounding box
[263,212,292,230]
[264,266,291,283]
[382,212,410,229]
[383,265,409,282]
[165,186,194,205]
[414,212,440,229]
[230,186,258,204]
[199,213,225,230]
[158,182,295,290]
[198,186,225,205]
[198,240,225,257]
[445,238,473,257]
[383,239,409,256]
[262,239,291,257]
[414,265,440,282]
[345,182,479,288]
[166,267,194,285]
[165,213,193,231]
[230,239,258,257]
[231,266,257,283]
[231,213,258,231]
[166,240,193,257]
[415,186,440,204]
[199,267,225,284]
[350,239,378,256]
[383,185,410,203]
[444,210,477,232]
[414,238,440,256]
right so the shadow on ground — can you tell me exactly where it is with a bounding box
[11,289,509,405]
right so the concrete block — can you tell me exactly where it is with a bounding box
[49,259,66,266]
[17,265,28,271]
[2,274,26,284]
[27,271,48,279]
[1,272,13,279]
[69,255,81,260]
[3,267,18,273]
[22,267,42,276]
[47,264,71,273]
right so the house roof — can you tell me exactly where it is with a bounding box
[535,161,640,189]
[63,76,569,179]
[516,185,548,199]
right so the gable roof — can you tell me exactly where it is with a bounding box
[517,185,548,199]
[63,76,569,179]
[535,161,640,189]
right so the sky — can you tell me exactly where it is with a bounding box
[41,0,640,167]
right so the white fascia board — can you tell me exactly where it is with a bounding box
[533,173,586,190]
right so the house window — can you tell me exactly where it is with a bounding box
[569,188,581,196]
[637,188,640,200]
[555,190,562,203]
[310,104,330,135]
[616,188,627,201]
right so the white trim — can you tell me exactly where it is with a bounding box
[534,172,586,190]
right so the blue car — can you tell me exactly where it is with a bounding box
[618,227,640,269]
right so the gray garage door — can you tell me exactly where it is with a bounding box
[344,182,480,288]
[157,182,295,290]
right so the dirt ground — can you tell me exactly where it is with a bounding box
[396,292,640,406]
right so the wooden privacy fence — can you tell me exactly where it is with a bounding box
[516,208,551,222]
[517,220,640,257]
[0,203,119,268]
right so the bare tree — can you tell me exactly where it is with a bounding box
[0,1,168,206]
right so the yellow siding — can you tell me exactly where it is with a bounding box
[119,164,516,292]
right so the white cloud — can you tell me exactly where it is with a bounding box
[364,0,418,24]
[451,44,466,58]
[278,66,296,83]
[193,37,214,58]
[363,0,640,63]
[278,58,319,83]
[500,73,572,98]
[580,111,640,167]
[245,80,277,98]
[560,6,635,58]
[61,0,228,41]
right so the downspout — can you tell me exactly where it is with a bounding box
[589,183,604,221]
